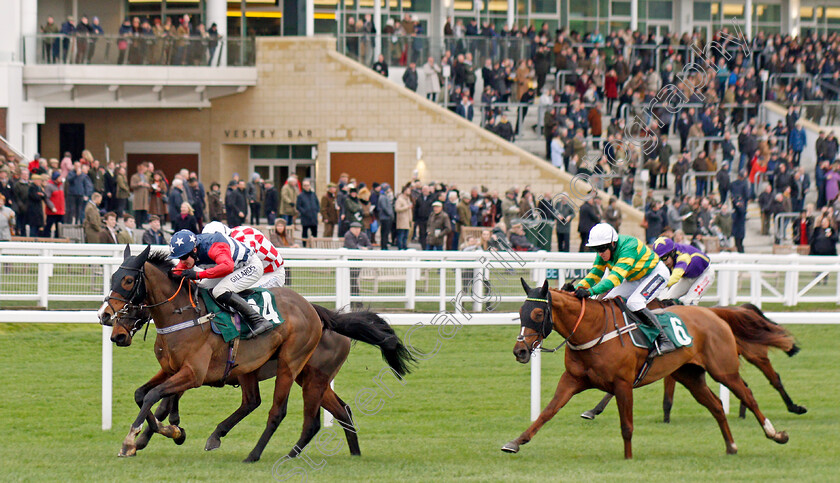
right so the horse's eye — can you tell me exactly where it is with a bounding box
[125,277,134,284]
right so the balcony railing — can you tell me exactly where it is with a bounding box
[23,34,255,67]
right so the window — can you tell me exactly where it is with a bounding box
[694,2,711,21]
[756,4,781,22]
[531,0,557,14]
[570,2,597,18]
[648,1,672,20]
[611,2,631,17]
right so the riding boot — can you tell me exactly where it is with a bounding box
[633,307,676,357]
[218,291,274,338]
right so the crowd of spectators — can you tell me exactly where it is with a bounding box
[39,13,221,66]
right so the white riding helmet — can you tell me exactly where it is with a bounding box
[586,222,619,247]
[202,221,231,236]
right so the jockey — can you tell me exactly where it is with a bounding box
[203,221,286,288]
[169,229,273,336]
[573,223,676,355]
[652,236,715,305]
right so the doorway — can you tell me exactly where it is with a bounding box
[59,123,85,161]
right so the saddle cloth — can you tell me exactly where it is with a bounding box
[199,288,284,342]
[613,297,694,350]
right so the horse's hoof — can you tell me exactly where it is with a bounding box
[173,426,186,445]
[790,405,808,415]
[581,410,596,420]
[663,416,671,424]
[726,443,738,455]
[118,448,136,458]
[243,453,261,463]
[501,441,520,453]
[205,436,221,451]
[774,431,789,444]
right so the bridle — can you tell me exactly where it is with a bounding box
[517,290,587,354]
[101,262,195,338]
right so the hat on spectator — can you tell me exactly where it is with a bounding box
[327,182,337,188]
[51,171,61,181]
[380,183,390,191]
[432,201,442,207]
[31,174,42,181]
[349,222,362,228]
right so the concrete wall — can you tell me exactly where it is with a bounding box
[40,36,645,240]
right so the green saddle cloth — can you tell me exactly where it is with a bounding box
[632,311,694,350]
[199,288,284,343]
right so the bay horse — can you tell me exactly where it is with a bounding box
[502,280,789,458]
[582,301,806,422]
[100,246,411,462]
[124,305,413,458]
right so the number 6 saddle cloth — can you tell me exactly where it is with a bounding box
[613,297,694,350]
[199,288,285,342]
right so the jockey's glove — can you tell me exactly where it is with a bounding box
[574,287,591,299]
[561,282,576,292]
[180,268,199,280]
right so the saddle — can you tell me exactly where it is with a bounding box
[199,288,283,343]
[611,297,689,352]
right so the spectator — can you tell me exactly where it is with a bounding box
[378,184,395,250]
[373,54,389,77]
[713,204,733,249]
[577,196,601,251]
[262,180,278,225]
[279,175,299,225]
[716,162,731,204]
[207,182,224,222]
[130,162,151,226]
[320,183,339,238]
[103,161,116,212]
[810,216,838,256]
[604,197,622,232]
[44,171,65,238]
[167,178,187,230]
[495,114,514,142]
[297,178,320,245]
[792,210,812,248]
[666,197,683,232]
[172,201,199,233]
[142,215,166,245]
[553,198,575,252]
[0,193,14,240]
[148,171,168,221]
[226,180,248,227]
[402,62,418,92]
[247,173,265,226]
[792,167,810,213]
[117,214,137,245]
[100,212,120,244]
[27,174,47,237]
[64,164,84,224]
[789,124,805,166]
[509,222,536,251]
[0,170,13,210]
[758,184,774,236]
[414,185,433,248]
[83,192,104,243]
[731,170,750,253]
[344,221,371,308]
[500,189,519,228]
[426,201,451,251]
[88,158,105,196]
[644,199,665,243]
[395,185,413,250]
[187,177,206,229]
[456,95,474,121]
[115,166,130,217]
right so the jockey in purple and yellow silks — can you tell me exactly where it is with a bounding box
[573,223,676,356]
[653,237,715,305]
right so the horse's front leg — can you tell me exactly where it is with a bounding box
[502,372,589,453]
[119,366,203,457]
[613,379,634,459]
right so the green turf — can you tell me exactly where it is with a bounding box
[1,323,837,482]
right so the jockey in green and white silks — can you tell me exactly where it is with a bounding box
[574,223,676,356]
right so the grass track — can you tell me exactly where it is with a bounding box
[1,323,838,481]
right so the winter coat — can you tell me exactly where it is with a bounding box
[320,193,339,224]
[377,193,395,221]
[395,194,413,230]
[44,180,65,216]
[296,190,320,227]
[129,172,150,211]
[27,184,46,227]
[167,187,185,222]
[83,201,103,242]
[426,211,452,247]
[280,183,298,217]
[810,226,839,255]
[263,187,279,218]
[789,127,806,152]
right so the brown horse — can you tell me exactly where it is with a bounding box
[127,304,413,458]
[502,280,789,458]
[100,246,409,462]
[582,301,805,422]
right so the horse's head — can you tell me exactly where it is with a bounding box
[99,244,152,346]
[514,278,553,363]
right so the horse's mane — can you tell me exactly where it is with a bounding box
[145,250,176,278]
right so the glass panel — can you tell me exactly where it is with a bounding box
[570,1,597,17]
[649,1,672,19]
[723,3,744,18]
[694,2,711,21]
[292,145,315,159]
[800,6,814,21]
[255,165,271,181]
[609,20,630,32]
[531,0,557,14]
[530,18,558,32]
[250,145,290,159]
[404,0,432,12]
[454,0,474,11]
[827,7,840,23]
[314,17,337,34]
[756,4,781,22]
[518,0,527,15]
[569,19,596,33]
[611,2,631,17]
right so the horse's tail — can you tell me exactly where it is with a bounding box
[311,304,417,377]
[710,305,799,356]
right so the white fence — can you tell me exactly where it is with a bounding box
[1,243,839,430]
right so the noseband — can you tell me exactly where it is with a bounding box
[517,290,587,354]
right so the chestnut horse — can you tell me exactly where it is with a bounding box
[582,301,805,422]
[502,280,789,458]
[100,246,410,462]
[125,304,413,458]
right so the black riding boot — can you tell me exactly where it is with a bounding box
[634,307,676,356]
[218,291,274,338]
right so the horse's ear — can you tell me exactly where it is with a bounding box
[540,279,549,296]
[520,277,532,293]
[123,244,131,261]
[137,245,151,264]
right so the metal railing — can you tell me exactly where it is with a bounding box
[773,212,800,244]
[23,34,255,66]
